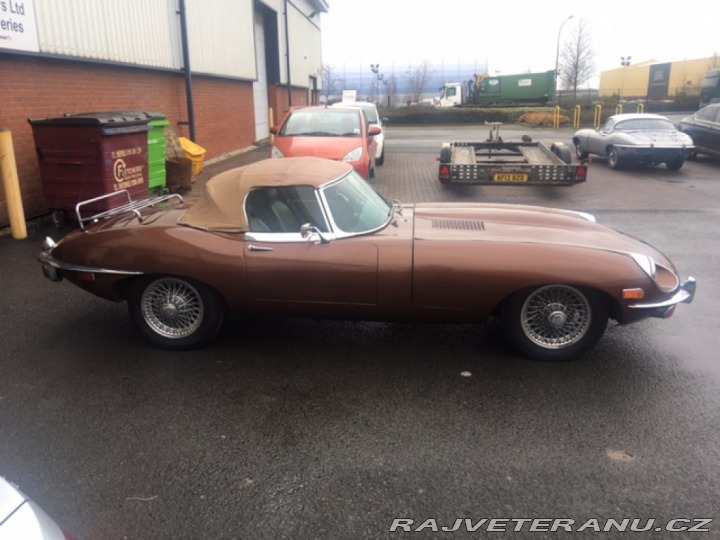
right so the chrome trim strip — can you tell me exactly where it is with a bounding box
[628,277,696,309]
[38,252,143,276]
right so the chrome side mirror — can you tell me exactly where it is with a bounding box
[300,223,330,244]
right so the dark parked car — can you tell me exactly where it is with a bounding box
[678,104,720,159]
[573,114,694,170]
[38,157,695,362]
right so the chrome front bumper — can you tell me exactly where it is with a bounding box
[628,277,696,318]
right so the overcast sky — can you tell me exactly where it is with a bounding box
[320,0,718,86]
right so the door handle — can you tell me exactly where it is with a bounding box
[248,245,274,252]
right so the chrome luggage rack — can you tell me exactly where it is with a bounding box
[75,190,184,232]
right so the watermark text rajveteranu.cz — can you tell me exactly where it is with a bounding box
[389,518,713,533]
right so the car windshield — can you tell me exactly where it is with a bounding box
[321,171,392,234]
[280,109,361,137]
[333,103,378,123]
[615,119,676,131]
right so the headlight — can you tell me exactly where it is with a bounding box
[629,253,680,292]
[343,147,363,163]
[630,253,656,280]
[271,146,285,159]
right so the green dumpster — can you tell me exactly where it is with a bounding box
[147,114,170,191]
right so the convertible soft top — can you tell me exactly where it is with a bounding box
[178,157,352,232]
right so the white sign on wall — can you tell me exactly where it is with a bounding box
[0,0,39,52]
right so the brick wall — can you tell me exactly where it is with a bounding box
[0,54,255,225]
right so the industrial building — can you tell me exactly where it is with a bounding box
[0,0,328,226]
[599,55,720,101]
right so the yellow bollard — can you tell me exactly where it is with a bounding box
[594,104,603,128]
[573,105,582,129]
[0,129,28,240]
[553,106,561,128]
[268,107,275,144]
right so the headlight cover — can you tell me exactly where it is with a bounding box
[630,252,679,292]
[343,147,363,163]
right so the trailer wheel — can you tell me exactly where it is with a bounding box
[551,142,573,164]
[439,143,452,164]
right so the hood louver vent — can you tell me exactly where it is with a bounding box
[431,218,485,231]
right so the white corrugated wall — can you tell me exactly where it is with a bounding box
[33,0,256,80]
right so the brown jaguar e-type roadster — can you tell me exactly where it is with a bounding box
[39,157,695,361]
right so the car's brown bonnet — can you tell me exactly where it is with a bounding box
[177,157,353,232]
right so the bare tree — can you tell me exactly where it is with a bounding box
[405,61,435,104]
[559,19,595,105]
[321,64,344,103]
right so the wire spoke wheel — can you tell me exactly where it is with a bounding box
[520,285,591,349]
[501,284,608,361]
[140,278,205,339]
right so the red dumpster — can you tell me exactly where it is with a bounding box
[28,112,150,226]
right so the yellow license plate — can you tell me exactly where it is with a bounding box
[493,173,528,183]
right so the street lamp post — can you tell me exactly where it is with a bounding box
[554,14,574,106]
[370,63,380,103]
[620,56,632,102]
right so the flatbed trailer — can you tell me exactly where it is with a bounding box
[438,123,588,186]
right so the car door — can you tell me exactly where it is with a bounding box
[244,235,378,307]
[243,185,379,310]
[697,106,720,154]
[587,120,614,155]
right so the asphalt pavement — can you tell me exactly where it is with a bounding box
[1,123,719,540]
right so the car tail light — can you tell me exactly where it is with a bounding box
[575,165,587,182]
[76,272,95,282]
[439,165,450,182]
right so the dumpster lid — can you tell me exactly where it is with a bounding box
[29,111,164,126]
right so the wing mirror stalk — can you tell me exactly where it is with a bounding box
[301,223,330,244]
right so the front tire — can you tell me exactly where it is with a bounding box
[607,147,623,170]
[127,276,225,349]
[574,140,589,159]
[666,157,685,171]
[500,284,609,361]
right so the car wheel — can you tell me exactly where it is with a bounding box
[686,151,698,161]
[607,147,623,170]
[127,276,225,349]
[500,284,609,362]
[574,140,589,159]
[376,147,385,166]
[666,157,685,171]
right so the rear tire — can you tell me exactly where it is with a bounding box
[127,276,225,350]
[500,284,609,362]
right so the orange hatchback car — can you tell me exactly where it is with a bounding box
[269,106,381,179]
